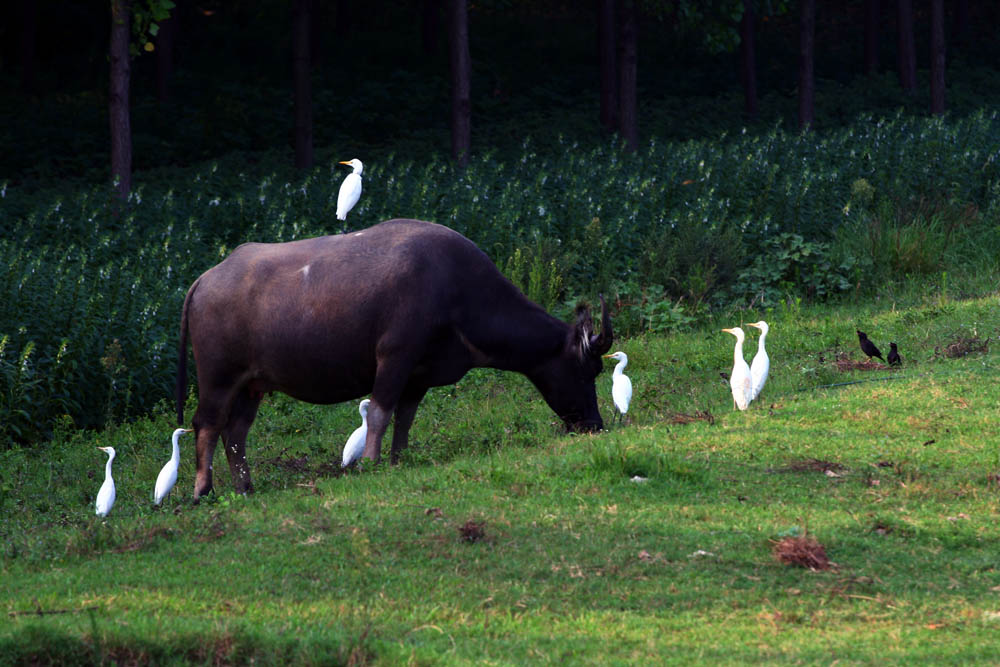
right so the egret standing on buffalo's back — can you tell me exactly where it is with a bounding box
[336,159,363,221]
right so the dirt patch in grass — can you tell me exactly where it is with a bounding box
[665,410,715,425]
[315,462,349,478]
[263,453,312,473]
[772,535,832,570]
[835,358,887,372]
[113,526,175,554]
[938,336,990,359]
[458,519,486,543]
[195,517,227,543]
[771,459,846,474]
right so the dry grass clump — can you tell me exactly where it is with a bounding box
[665,410,715,425]
[939,336,990,359]
[458,519,486,543]
[772,534,832,570]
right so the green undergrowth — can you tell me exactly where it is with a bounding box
[4,110,1000,444]
[2,294,999,664]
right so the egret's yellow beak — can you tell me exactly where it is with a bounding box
[338,160,351,166]
[184,428,194,433]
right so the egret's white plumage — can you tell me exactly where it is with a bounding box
[341,399,371,467]
[154,428,192,505]
[722,327,752,411]
[95,446,117,517]
[336,159,363,221]
[603,351,632,422]
[747,320,770,401]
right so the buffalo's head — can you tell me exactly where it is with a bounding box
[528,295,613,432]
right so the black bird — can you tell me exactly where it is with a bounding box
[887,342,901,366]
[856,330,885,363]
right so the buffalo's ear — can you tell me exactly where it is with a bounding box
[589,294,613,356]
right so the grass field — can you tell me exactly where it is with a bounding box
[2,292,999,664]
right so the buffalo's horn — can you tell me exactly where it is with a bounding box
[590,294,613,356]
[574,303,595,356]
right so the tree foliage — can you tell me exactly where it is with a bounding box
[130,0,175,56]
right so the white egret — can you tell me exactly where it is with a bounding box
[746,320,770,401]
[154,428,193,505]
[722,327,752,411]
[95,446,117,517]
[341,399,371,467]
[336,159,364,221]
[602,351,632,424]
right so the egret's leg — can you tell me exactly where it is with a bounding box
[389,385,429,465]
[220,388,262,495]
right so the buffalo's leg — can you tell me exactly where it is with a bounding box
[389,385,428,464]
[362,348,419,462]
[361,401,395,463]
[191,421,222,502]
[220,388,262,494]
[191,383,239,502]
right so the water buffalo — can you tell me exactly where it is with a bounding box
[176,218,612,499]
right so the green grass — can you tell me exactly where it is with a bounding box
[2,293,1000,664]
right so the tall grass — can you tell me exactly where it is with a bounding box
[2,111,1000,444]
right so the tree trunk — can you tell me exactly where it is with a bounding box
[17,0,38,94]
[798,0,815,130]
[739,0,758,119]
[422,0,442,57]
[293,0,314,169]
[109,0,132,200]
[896,0,916,93]
[448,0,471,167]
[929,0,945,115]
[617,0,638,151]
[598,0,617,133]
[155,7,177,103]
[863,0,880,76]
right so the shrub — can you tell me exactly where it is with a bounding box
[3,110,1000,444]
[736,233,854,305]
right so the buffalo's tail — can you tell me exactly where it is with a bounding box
[176,278,200,426]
